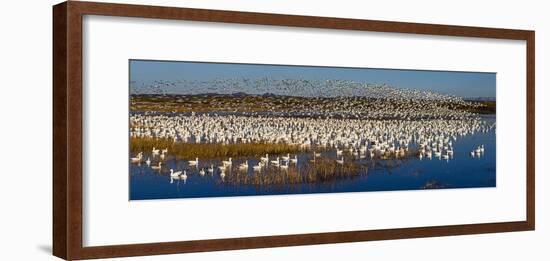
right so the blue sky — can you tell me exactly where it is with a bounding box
[130,60,496,98]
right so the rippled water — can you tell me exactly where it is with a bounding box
[129,116,496,200]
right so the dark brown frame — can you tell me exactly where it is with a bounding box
[53,1,535,260]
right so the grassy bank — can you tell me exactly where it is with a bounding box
[130,137,307,159]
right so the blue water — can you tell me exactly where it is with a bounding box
[129,117,496,200]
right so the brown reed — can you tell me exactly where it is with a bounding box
[130,137,308,160]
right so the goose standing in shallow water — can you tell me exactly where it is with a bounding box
[280,161,289,171]
[151,162,162,171]
[170,168,182,178]
[207,164,214,174]
[336,157,344,165]
[239,161,249,170]
[253,162,264,171]
[270,157,280,167]
[130,152,143,163]
[222,157,232,167]
[181,171,187,184]
[145,157,151,167]
[281,153,290,161]
[188,157,199,167]
[152,147,160,157]
[475,146,482,154]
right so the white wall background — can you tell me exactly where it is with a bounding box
[0,0,547,260]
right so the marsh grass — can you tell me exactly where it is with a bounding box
[223,158,361,187]
[130,137,307,159]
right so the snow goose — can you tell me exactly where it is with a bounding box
[188,157,199,167]
[170,169,182,178]
[336,157,344,165]
[130,152,142,163]
[222,157,232,166]
[151,162,162,171]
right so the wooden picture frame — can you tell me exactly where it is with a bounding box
[53,1,535,260]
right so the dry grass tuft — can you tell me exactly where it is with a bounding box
[223,157,362,187]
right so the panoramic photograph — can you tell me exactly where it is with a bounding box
[128,60,496,200]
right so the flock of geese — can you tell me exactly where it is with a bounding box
[130,113,493,151]
[132,78,473,106]
[132,147,316,183]
[132,83,484,121]
[130,114,495,183]
[130,83,494,185]
[133,142,489,185]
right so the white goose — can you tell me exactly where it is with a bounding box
[290,155,298,164]
[270,157,280,166]
[253,162,264,171]
[130,152,142,163]
[170,168,182,178]
[222,157,232,166]
[280,161,289,171]
[239,160,249,170]
[145,157,151,166]
[152,147,160,156]
[475,146,482,154]
[281,153,290,161]
[336,157,344,165]
[188,157,199,167]
[151,162,162,170]
[181,171,187,184]
[260,154,269,163]
[207,164,214,174]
